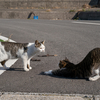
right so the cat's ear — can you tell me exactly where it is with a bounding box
[41,40,45,45]
[35,40,39,45]
[60,60,62,63]
[65,57,69,61]
[35,40,41,47]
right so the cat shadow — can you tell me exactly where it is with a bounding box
[0,66,24,71]
[7,68,24,71]
[0,67,5,70]
[39,72,89,81]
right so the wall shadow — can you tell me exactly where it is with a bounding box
[72,11,100,20]
[89,0,100,6]
[72,0,100,20]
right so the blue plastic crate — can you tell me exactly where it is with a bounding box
[33,16,38,19]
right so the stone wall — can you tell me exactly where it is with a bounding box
[0,0,93,9]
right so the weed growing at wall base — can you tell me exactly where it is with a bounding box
[0,39,5,42]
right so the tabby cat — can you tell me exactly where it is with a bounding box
[44,48,100,81]
[0,40,45,71]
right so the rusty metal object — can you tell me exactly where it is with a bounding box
[37,54,58,57]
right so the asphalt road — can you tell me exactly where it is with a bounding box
[0,19,100,95]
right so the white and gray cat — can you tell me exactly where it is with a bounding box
[0,40,45,71]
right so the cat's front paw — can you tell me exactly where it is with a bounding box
[24,68,30,72]
[44,70,52,75]
[4,65,9,70]
[89,77,95,81]
[29,66,32,70]
[89,75,100,81]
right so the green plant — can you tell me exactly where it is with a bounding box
[69,9,76,12]
[0,33,13,42]
[0,39,5,42]
[97,10,100,12]
[82,8,86,12]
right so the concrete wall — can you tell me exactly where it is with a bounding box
[0,0,93,9]
[0,9,76,20]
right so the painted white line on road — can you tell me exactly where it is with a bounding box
[72,21,100,26]
[0,36,18,75]
[0,36,15,42]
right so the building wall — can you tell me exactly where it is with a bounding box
[0,0,92,9]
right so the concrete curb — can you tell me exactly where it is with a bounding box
[0,92,96,100]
